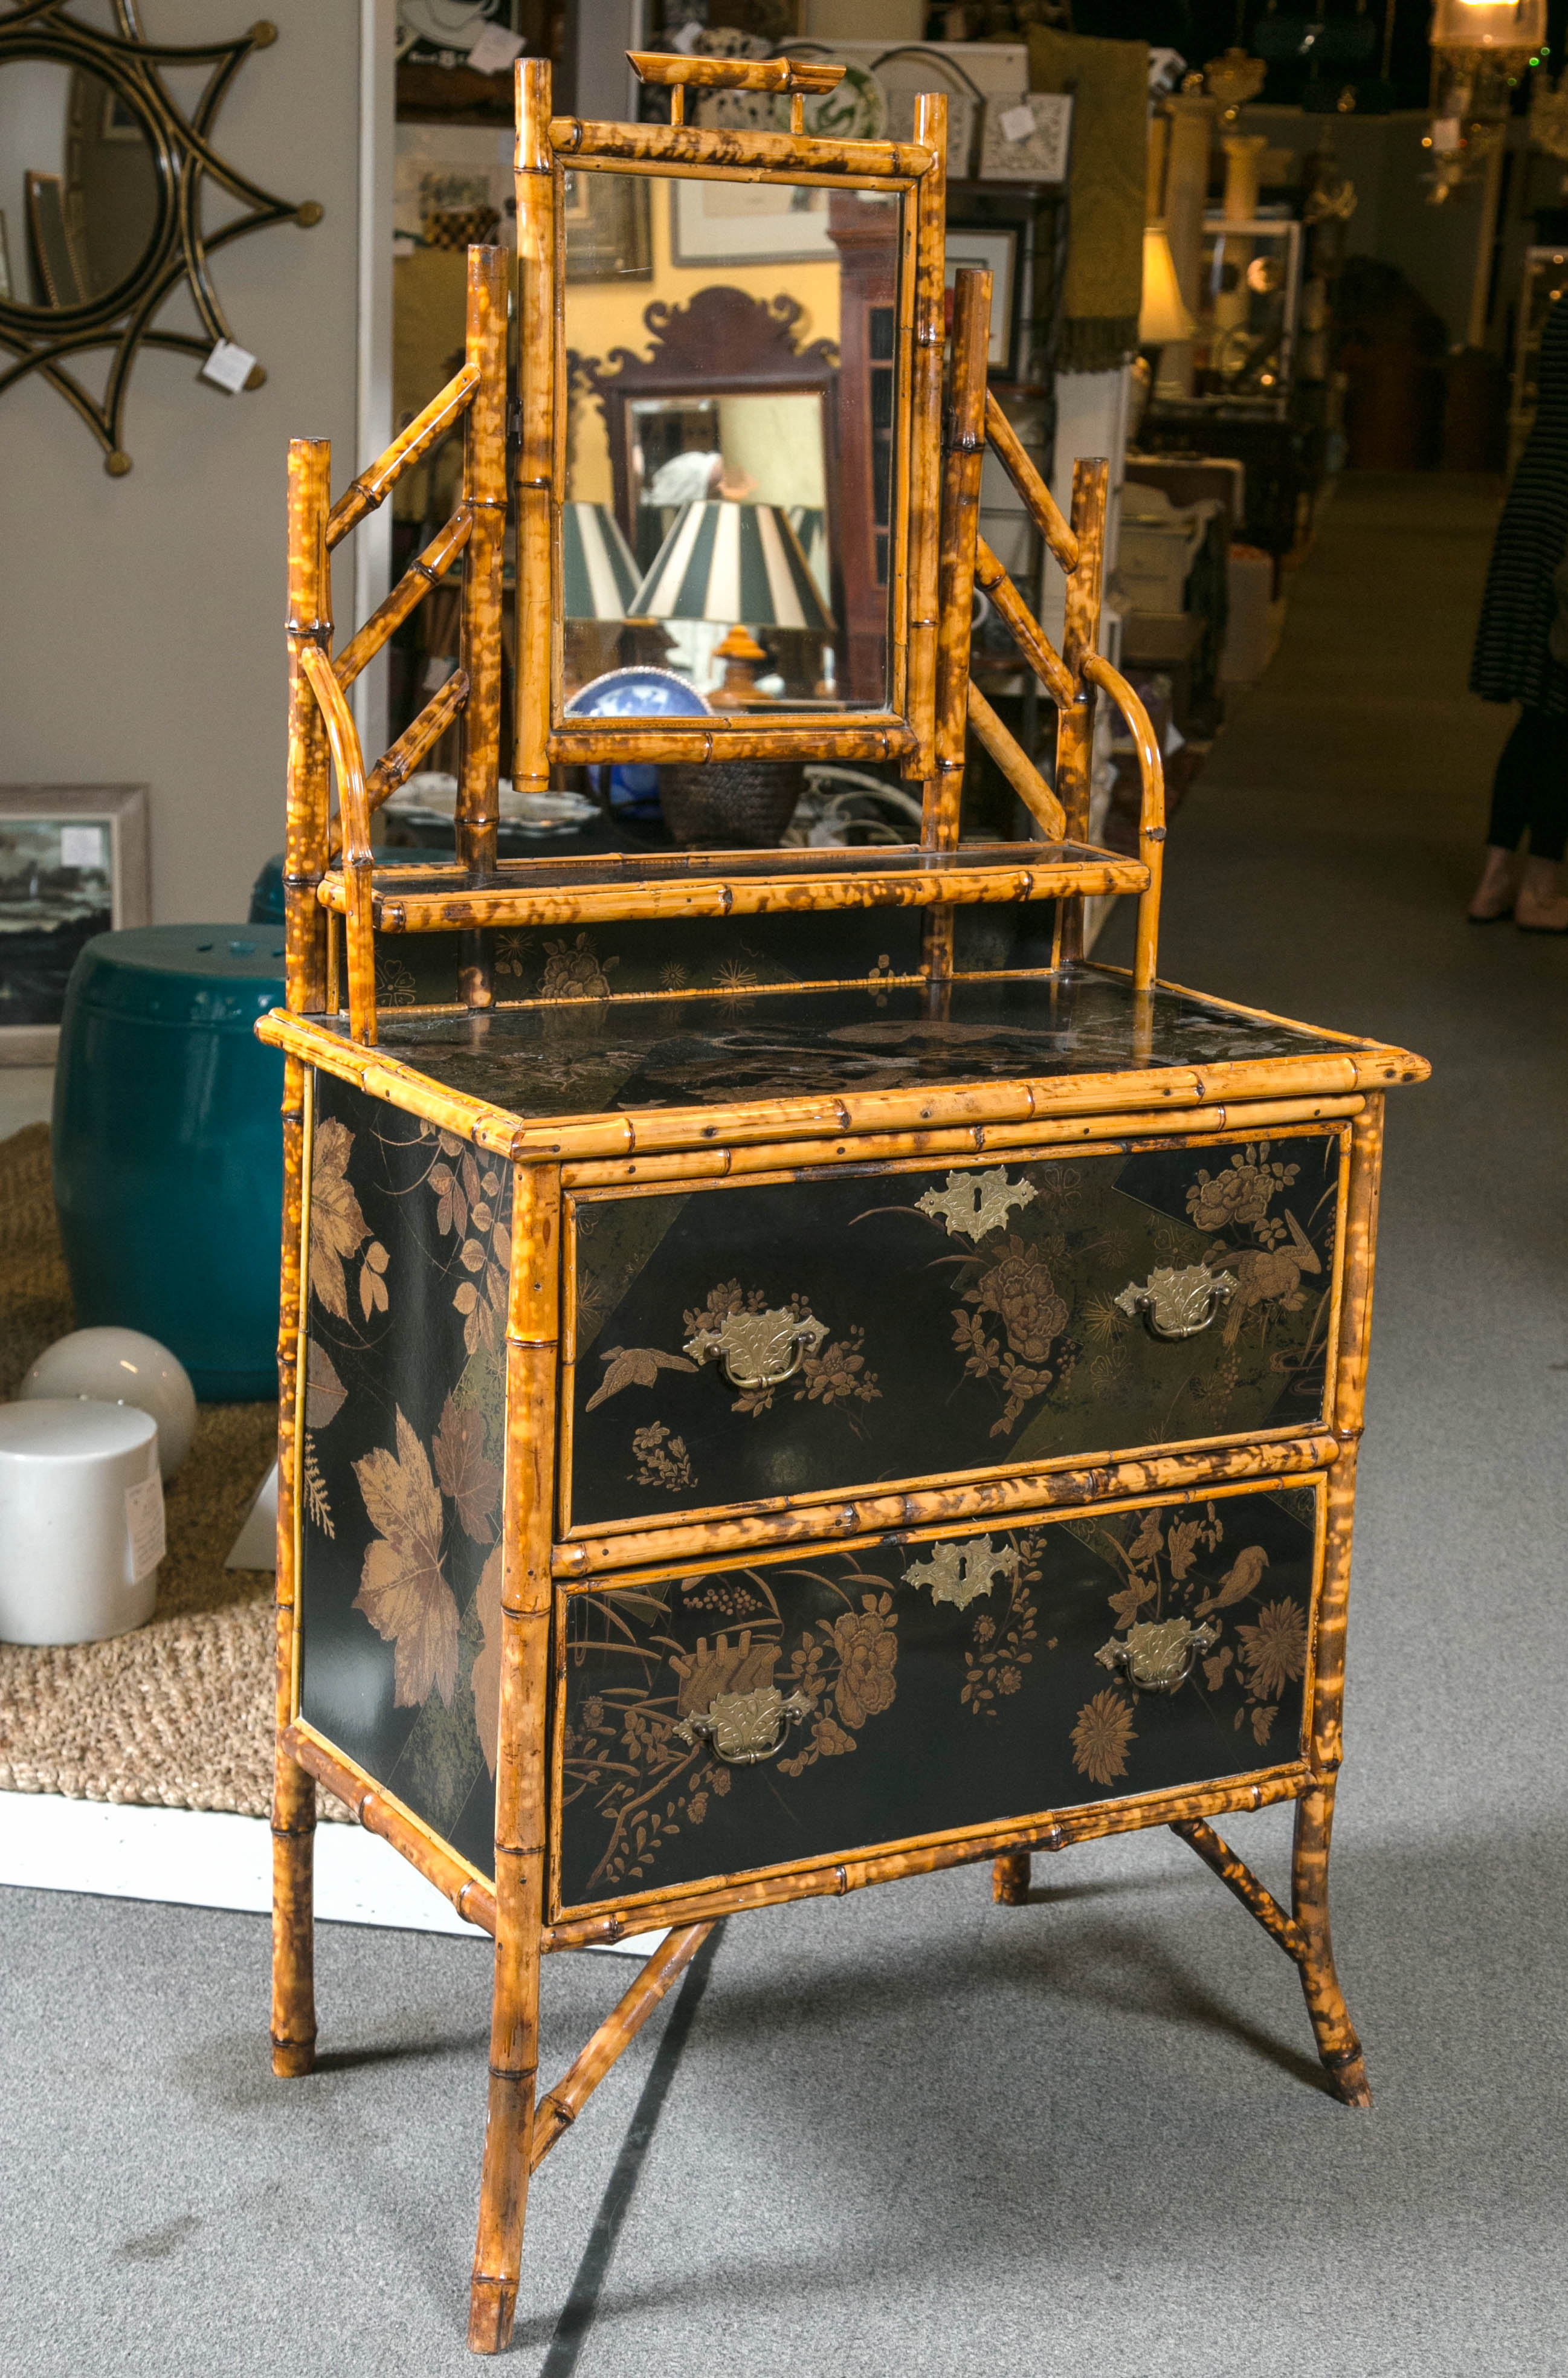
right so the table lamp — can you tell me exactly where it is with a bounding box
[628,500,836,705]
[561,502,640,621]
[1140,219,1198,410]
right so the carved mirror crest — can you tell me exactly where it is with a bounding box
[0,1,321,471]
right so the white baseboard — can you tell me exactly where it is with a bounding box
[0,1792,665,1956]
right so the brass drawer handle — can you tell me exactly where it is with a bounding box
[1096,1617,1219,1695]
[684,1305,828,1392]
[1114,1264,1237,1341]
[673,1685,815,1765]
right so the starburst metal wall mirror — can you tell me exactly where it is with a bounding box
[0,1,321,471]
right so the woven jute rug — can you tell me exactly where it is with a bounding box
[0,1125,343,1820]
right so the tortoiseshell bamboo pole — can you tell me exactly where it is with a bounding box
[287,1720,498,1934]
[549,718,916,765]
[326,670,473,856]
[284,439,332,1016]
[272,437,333,2081]
[920,263,988,986]
[326,363,480,548]
[966,682,1067,841]
[457,244,509,1010]
[993,1852,1031,1903]
[928,265,990,852]
[301,644,377,1045]
[1054,457,1109,963]
[982,390,1077,570]
[1290,1094,1384,2108]
[972,540,1077,709]
[543,1765,1309,1950]
[906,90,947,792]
[1170,1817,1306,1958]
[333,508,472,691]
[470,1162,561,2354]
[512,59,555,803]
[271,1052,315,2077]
[1083,653,1164,991]
[528,1921,714,2173]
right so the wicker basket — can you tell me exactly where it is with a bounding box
[660,760,805,848]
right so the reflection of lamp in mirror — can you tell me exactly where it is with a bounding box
[628,500,836,706]
[561,502,650,694]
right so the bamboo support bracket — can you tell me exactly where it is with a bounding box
[973,538,1077,710]
[1083,652,1165,992]
[983,390,1078,572]
[529,1922,714,2171]
[966,681,1067,841]
[327,363,480,549]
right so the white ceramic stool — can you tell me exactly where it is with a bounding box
[0,1399,164,1645]
[19,1326,197,1481]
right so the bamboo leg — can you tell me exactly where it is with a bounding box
[469,1163,561,2355]
[1291,1774,1369,2105]
[993,1852,1031,1905]
[1291,1097,1383,2106]
[274,441,331,2077]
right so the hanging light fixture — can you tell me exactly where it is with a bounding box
[1427,0,1546,195]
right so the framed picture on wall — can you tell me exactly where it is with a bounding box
[563,168,651,282]
[945,224,1022,376]
[669,173,839,267]
[0,786,150,1064]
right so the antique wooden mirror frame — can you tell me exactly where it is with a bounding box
[518,50,949,788]
[573,287,845,686]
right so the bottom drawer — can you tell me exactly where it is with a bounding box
[554,1477,1323,1916]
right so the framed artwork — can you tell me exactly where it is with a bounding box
[0,786,150,1063]
[979,92,1073,183]
[562,167,651,282]
[945,224,1022,375]
[669,173,839,267]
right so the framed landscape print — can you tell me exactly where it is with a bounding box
[0,786,150,1062]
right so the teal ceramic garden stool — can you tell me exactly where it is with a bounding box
[52,926,288,1400]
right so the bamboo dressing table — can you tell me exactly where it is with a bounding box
[259,54,1427,2353]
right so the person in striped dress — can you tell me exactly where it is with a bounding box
[1469,293,1568,931]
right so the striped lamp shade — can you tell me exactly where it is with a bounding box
[630,502,836,633]
[787,506,831,601]
[562,503,640,621]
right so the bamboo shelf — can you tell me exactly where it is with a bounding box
[261,49,1428,2357]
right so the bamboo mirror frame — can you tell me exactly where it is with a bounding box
[0,1,320,473]
[514,51,949,795]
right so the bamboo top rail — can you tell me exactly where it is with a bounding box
[628,51,847,95]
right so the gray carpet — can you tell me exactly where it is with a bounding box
[4,475,1565,2376]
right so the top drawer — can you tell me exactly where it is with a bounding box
[562,1127,1346,1534]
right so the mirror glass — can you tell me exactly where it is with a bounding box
[561,166,903,713]
[0,60,160,311]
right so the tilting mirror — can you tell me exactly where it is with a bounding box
[558,167,906,721]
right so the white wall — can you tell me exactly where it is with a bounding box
[0,1,364,921]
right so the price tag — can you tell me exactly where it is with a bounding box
[201,339,257,394]
[60,825,105,870]
[126,1472,167,1583]
[466,23,524,74]
[998,102,1037,144]
[1431,117,1463,153]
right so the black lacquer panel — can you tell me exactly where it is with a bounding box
[567,1130,1342,1528]
[556,1482,1321,1911]
[355,965,1364,1122]
[297,1072,506,1879]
